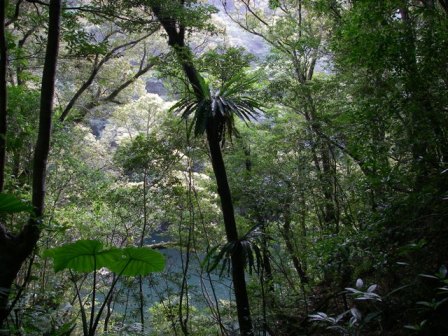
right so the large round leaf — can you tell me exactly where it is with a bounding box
[109,247,165,276]
[44,240,121,273]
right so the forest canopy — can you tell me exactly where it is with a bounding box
[0,0,447,335]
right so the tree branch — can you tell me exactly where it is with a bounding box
[59,30,157,122]
[6,0,24,27]
[102,61,155,103]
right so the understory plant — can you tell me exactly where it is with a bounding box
[404,265,448,333]
[44,239,165,336]
[309,279,382,336]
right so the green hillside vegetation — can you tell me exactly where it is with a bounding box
[0,0,447,335]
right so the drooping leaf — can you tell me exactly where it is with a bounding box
[201,244,221,269]
[216,98,225,116]
[197,74,210,99]
[219,257,229,277]
[172,72,262,142]
[210,243,232,274]
[194,101,208,136]
[252,243,262,274]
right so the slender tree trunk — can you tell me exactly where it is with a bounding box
[243,146,274,291]
[399,6,446,187]
[320,143,338,232]
[0,1,7,192]
[302,95,338,230]
[103,274,115,333]
[206,121,253,335]
[281,200,308,285]
[31,0,60,218]
[138,172,148,332]
[0,0,61,326]
[149,4,254,333]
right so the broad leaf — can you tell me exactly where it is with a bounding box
[0,193,33,213]
[44,240,120,273]
[109,247,165,276]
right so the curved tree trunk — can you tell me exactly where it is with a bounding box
[0,0,61,326]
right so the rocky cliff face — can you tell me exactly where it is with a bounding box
[209,0,270,58]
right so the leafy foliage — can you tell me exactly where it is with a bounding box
[108,246,165,276]
[0,193,33,213]
[170,73,261,141]
[44,240,165,276]
[1,0,448,334]
[309,279,383,335]
[203,224,265,276]
[44,240,118,273]
[198,47,255,85]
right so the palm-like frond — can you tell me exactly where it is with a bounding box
[170,73,261,141]
[201,224,269,276]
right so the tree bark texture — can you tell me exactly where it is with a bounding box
[0,0,61,326]
[0,2,7,192]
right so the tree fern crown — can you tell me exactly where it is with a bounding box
[170,73,261,142]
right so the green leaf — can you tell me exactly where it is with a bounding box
[197,75,210,99]
[201,244,221,270]
[194,102,208,136]
[0,193,33,213]
[109,247,165,276]
[172,71,262,142]
[416,301,434,308]
[53,319,77,336]
[202,242,238,276]
[44,240,120,273]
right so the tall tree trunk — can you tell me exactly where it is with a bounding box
[302,105,338,230]
[150,4,254,334]
[399,6,446,187]
[0,0,61,326]
[0,1,7,192]
[206,121,253,335]
[243,146,274,291]
[281,197,308,285]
